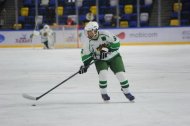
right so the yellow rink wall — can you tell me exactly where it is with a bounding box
[0,42,190,48]
[0,27,190,48]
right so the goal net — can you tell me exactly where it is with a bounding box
[50,25,81,48]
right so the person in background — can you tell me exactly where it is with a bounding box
[30,24,55,49]
[86,10,95,22]
[67,17,75,25]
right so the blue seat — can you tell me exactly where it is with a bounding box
[181,0,190,3]
[119,0,136,5]
[98,0,110,6]
[29,7,35,16]
[119,5,124,14]
[88,0,95,6]
[140,4,152,12]
[121,14,132,20]
[119,0,127,5]
[28,16,35,23]
[131,13,137,20]
[171,12,178,19]
[18,16,25,23]
[42,17,47,24]
[58,0,65,6]
[109,6,117,14]
[181,11,190,20]
[79,15,86,21]
[181,19,189,26]
[64,6,75,15]
[99,14,104,22]
[99,6,107,14]
[102,6,116,14]
[83,1,91,6]
[58,16,67,25]
[129,21,137,27]
[103,22,112,27]
[79,6,89,14]
[140,0,144,5]
[23,0,33,7]
[23,24,33,29]
[182,2,190,11]
[49,0,55,6]
[38,7,46,15]
[140,21,149,27]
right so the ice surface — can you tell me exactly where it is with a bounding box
[0,45,190,126]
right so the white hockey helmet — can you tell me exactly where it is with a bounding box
[84,21,99,31]
[43,24,49,30]
[84,21,99,39]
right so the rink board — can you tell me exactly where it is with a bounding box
[0,27,190,48]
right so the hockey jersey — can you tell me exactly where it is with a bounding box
[81,30,120,65]
[39,28,54,43]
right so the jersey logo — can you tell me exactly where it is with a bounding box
[96,43,108,51]
[101,36,106,41]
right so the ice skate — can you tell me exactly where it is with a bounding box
[124,93,135,101]
[101,94,110,101]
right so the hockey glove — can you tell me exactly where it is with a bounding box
[79,65,88,74]
[100,48,109,60]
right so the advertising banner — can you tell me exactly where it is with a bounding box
[0,31,41,47]
[0,27,190,48]
[79,27,190,45]
[118,27,190,43]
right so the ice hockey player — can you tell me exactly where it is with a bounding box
[79,21,135,102]
[30,24,54,49]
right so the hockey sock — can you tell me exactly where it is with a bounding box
[99,70,108,94]
[116,72,130,93]
[100,87,108,94]
[122,87,130,94]
[99,81,107,89]
[44,41,49,49]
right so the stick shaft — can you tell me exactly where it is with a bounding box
[22,61,95,101]
[36,71,79,100]
[35,61,95,100]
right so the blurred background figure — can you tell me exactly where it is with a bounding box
[67,17,75,25]
[86,10,95,22]
[31,24,55,49]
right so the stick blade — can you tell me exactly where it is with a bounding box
[22,93,37,100]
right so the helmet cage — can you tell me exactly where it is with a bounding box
[84,22,99,39]
[84,29,98,39]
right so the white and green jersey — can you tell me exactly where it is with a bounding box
[39,29,54,43]
[81,30,120,65]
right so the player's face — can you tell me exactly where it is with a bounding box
[87,30,94,39]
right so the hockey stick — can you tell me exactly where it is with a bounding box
[29,16,39,48]
[30,16,38,38]
[22,61,95,101]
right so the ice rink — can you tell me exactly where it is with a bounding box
[0,45,190,126]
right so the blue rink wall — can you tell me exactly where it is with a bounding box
[0,27,190,48]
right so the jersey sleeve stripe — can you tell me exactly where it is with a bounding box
[109,42,120,50]
[82,54,92,62]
